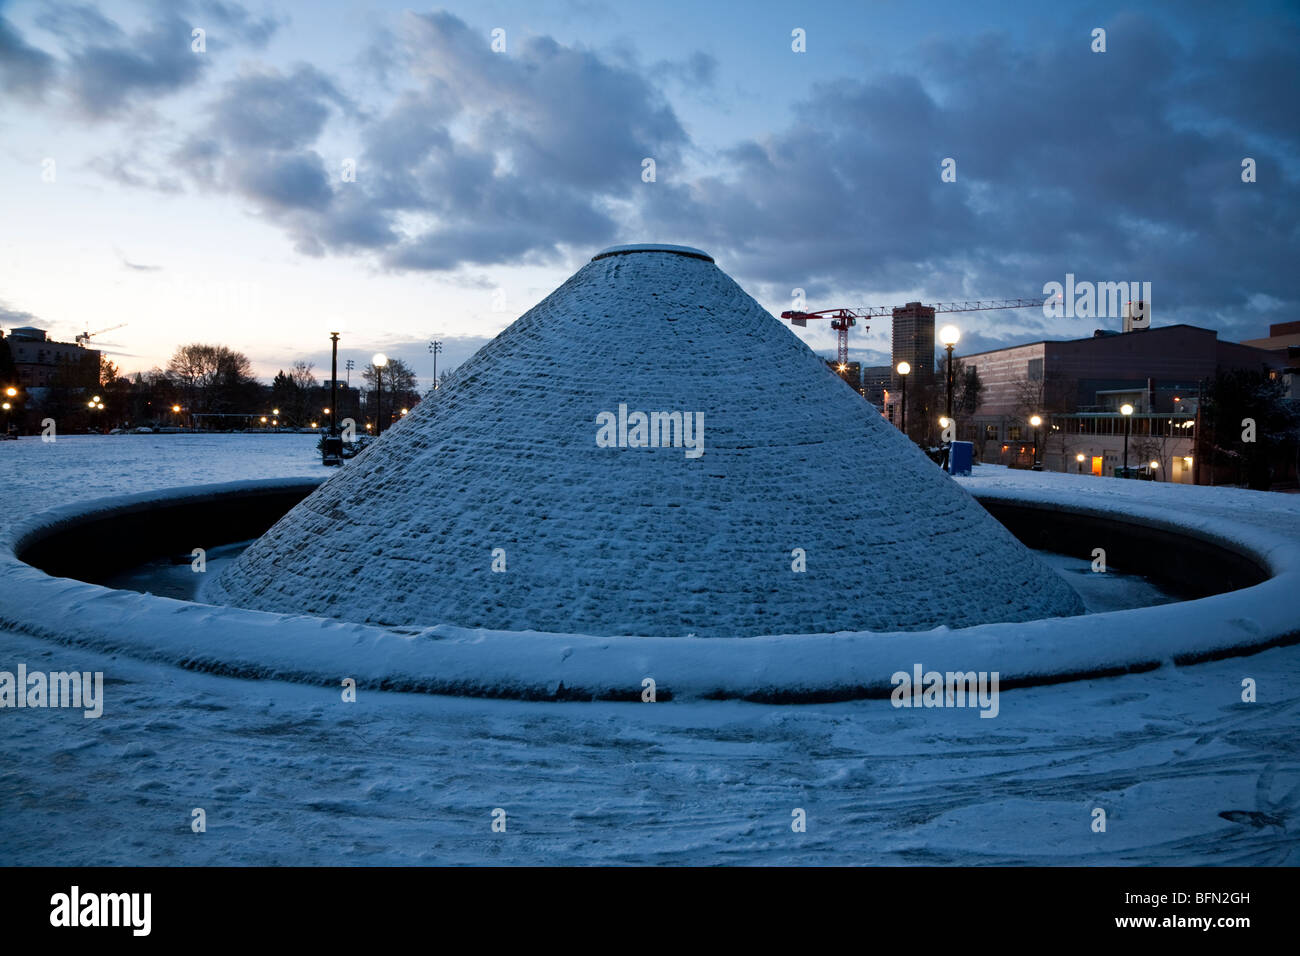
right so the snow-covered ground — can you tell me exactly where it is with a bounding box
[1,436,1297,864]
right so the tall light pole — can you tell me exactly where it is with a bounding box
[1120,403,1134,477]
[1030,414,1042,469]
[322,333,342,465]
[429,339,443,390]
[329,333,339,436]
[896,361,911,437]
[939,324,960,425]
[372,353,388,435]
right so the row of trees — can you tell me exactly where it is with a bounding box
[5,342,424,433]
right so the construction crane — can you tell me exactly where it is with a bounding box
[75,323,127,347]
[780,298,1044,365]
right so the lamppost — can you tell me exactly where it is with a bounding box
[1149,459,1160,481]
[896,361,911,436]
[1076,452,1085,474]
[1029,414,1042,469]
[87,394,105,432]
[372,353,388,435]
[323,332,343,466]
[3,386,16,437]
[939,324,960,424]
[329,333,339,435]
[1120,403,1134,477]
[429,339,443,390]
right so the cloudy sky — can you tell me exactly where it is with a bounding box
[1,0,1296,383]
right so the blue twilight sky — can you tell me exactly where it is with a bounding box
[1,0,1297,383]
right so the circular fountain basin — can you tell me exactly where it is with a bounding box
[2,478,1296,702]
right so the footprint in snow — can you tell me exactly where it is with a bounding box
[1218,764,1298,831]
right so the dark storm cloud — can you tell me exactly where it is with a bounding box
[0,6,55,95]
[358,11,687,266]
[653,50,718,90]
[639,11,1300,341]
[227,150,333,210]
[200,0,281,49]
[4,0,281,116]
[0,301,40,325]
[173,64,355,240]
[209,65,354,150]
[26,1,1291,337]
[166,10,688,268]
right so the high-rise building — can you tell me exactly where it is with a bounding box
[861,365,891,408]
[890,302,935,394]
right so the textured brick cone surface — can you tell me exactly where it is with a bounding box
[212,245,1085,636]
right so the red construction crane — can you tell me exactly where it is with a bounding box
[780,298,1045,365]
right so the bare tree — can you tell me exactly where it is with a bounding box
[1009,374,1080,468]
[166,343,258,415]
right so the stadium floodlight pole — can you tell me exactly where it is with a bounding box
[896,361,911,435]
[429,339,443,390]
[373,353,388,435]
[330,333,339,436]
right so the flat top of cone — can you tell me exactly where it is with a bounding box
[591,243,713,262]
[212,248,1083,636]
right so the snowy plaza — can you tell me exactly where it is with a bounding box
[1,427,1297,865]
[0,2,1296,893]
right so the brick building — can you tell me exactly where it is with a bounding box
[2,327,100,388]
[1241,321,1300,400]
[958,325,1283,481]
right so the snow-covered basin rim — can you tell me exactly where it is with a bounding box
[1,478,1296,703]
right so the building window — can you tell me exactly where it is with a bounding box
[1008,426,1023,440]
[1027,358,1043,381]
[984,424,998,440]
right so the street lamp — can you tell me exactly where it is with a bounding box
[323,332,343,467]
[372,353,388,435]
[1120,403,1134,477]
[1029,414,1042,469]
[939,325,960,424]
[896,361,911,435]
[1076,452,1085,474]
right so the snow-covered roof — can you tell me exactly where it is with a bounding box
[209,249,1084,636]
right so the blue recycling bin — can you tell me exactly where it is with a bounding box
[948,441,973,476]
